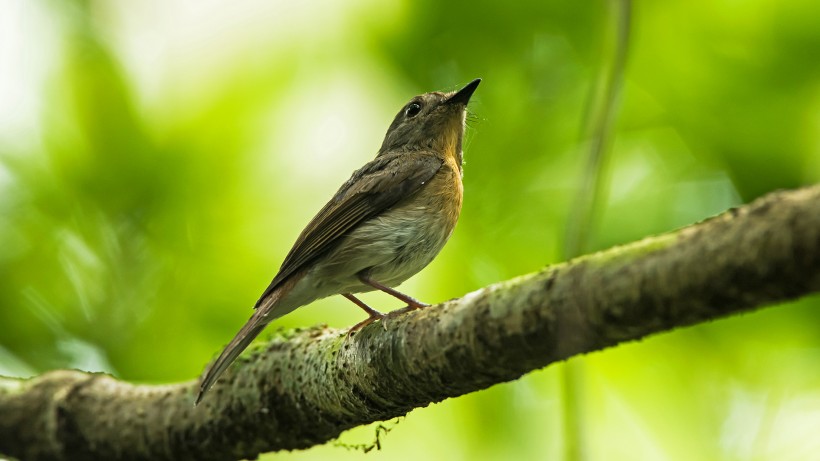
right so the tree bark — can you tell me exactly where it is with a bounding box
[2,184,819,461]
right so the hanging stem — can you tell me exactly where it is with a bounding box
[560,1,632,460]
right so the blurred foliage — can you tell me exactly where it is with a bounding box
[1,0,819,459]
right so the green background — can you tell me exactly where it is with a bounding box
[1,0,819,459]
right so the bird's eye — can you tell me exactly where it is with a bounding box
[405,102,422,118]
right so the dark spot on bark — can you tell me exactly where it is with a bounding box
[750,198,773,216]
[539,274,554,293]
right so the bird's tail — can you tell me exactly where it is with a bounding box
[195,306,272,406]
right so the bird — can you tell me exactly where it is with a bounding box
[195,78,481,405]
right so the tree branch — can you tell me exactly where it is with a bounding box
[2,185,819,461]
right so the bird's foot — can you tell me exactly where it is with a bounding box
[347,312,386,336]
[385,300,430,320]
[344,293,387,336]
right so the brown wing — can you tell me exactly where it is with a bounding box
[254,152,443,307]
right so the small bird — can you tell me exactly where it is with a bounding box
[196,78,480,404]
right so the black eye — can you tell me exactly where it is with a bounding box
[404,102,422,118]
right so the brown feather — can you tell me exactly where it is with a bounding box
[254,152,443,307]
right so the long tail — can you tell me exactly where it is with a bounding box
[195,307,272,405]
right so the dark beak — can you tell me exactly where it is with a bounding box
[445,78,481,106]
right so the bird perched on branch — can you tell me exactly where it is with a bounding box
[196,78,481,405]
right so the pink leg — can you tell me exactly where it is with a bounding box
[358,274,429,310]
[342,293,385,333]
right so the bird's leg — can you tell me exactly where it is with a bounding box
[358,274,430,312]
[343,293,385,333]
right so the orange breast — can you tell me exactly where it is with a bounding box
[419,156,463,233]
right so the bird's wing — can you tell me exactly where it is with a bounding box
[254,152,443,307]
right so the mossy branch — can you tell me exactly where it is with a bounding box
[1,185,819,461]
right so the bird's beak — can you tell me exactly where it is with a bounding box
[445,78,481,106]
